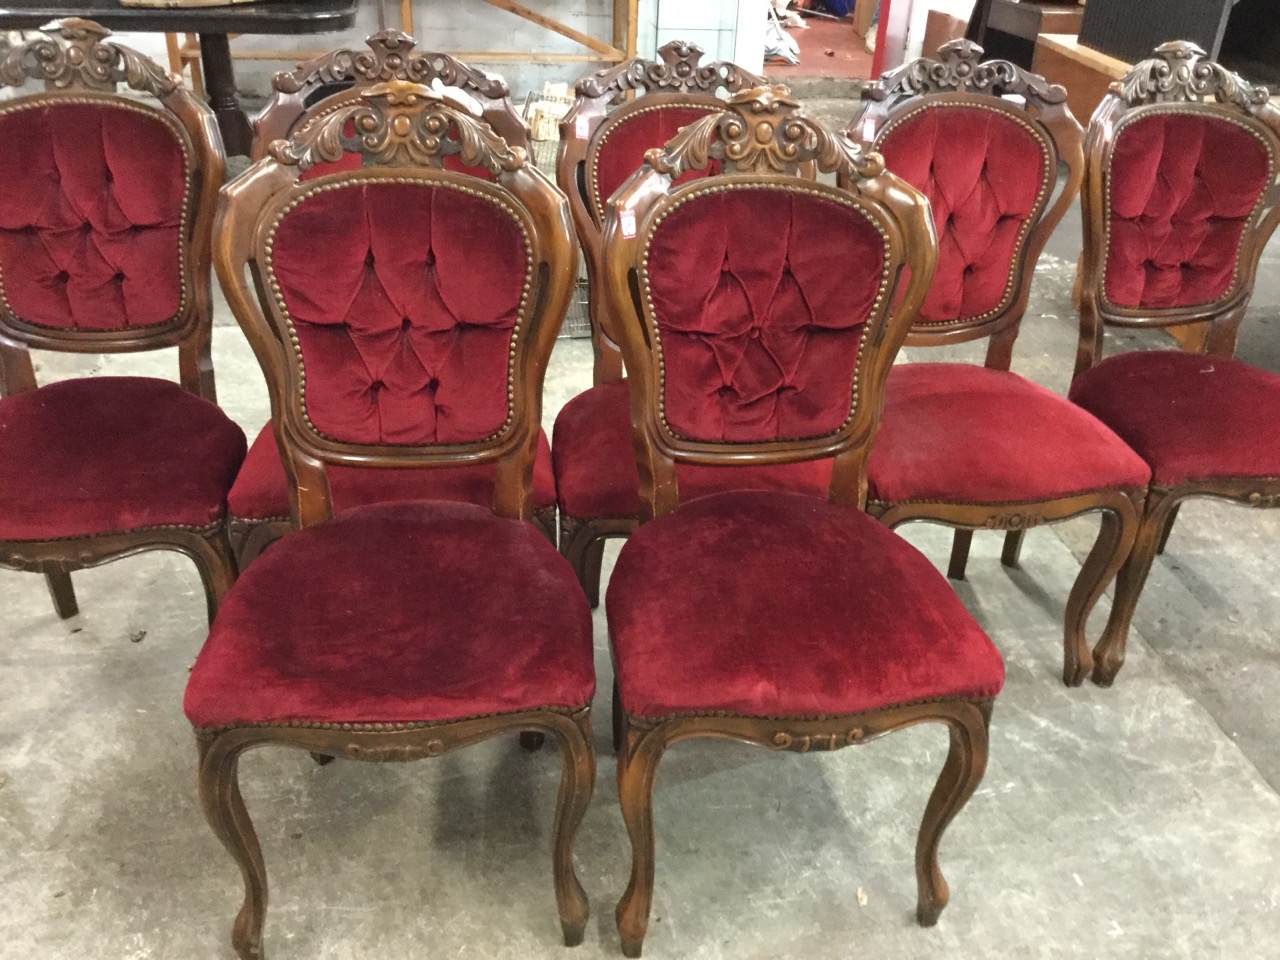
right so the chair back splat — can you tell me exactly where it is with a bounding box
[251,29,530,162]
[1075,40,1280,371]
[847,38,1083,371]
[0,17,226,401]
[217,80,577,529]
[559,41,767,384]
[603,85,937,520]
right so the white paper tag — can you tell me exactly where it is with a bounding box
[619,211,636,238]
[575,115,589,139]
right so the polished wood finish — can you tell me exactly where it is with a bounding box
[1073,42,1280,686]
[0,0,360,155]
[848,39,1142,687]
[554,42,767,602]
[251,30,531,162]
[202,82,592,958]
[602,86,975,956]
[0,19,234,624]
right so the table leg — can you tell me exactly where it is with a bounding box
[198,32,253,156]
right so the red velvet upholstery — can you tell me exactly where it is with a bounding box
[590,105,721,220]
[184,501,595,728]
[0,102,187,331]
[876,105,1049,324]
[607,491,1004,718]
[645,189,885,442]
[1070,350,1280,485]
[552,381,832,518]
[869,363,1149,503]
[269,181,528,444]
[0,377,246,541]
[229,423,557,520]
[1104,113,1272,309]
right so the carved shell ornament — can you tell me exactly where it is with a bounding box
[866,38,1065,107]
[0,17,178,95]
[272,29,510,101]
[268,78,524,174]
[1111,40,1271,109]
[576,39,767,99]
[646,85,884,180]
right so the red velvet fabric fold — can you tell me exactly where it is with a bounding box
[228,423,557,520]
[184,501,595,728]
[0,102,186,331]
[645,189,884,442]
[551,381,833,518]
[0,377,246,540]
[607,491,1004,719]
[269,181,528,444]
[876,105,1048,324]
[1104,113,1271,309]
[1069,350,1280,485]
[868,363,1149,503]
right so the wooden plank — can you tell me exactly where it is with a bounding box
[482,0,624,59]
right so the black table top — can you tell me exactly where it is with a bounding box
[0,0,358,34]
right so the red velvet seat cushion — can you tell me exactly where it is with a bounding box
[868,363,1149,503]
[184,501,595,729]
[875,104,1049,324]
[1069,350,1280,486]
[0,101,187,331]
[228,423,556,520]
[607,491,1004,719]
[0,377,247,541]
[552,381,833,519]
[1103,113,1272,310]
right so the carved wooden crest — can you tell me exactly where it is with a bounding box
[577,39,766,100]
[1111,40,1270,110]
[272,29,510,101]
[646,85,883,180]
[866,38,1065,108]
[0,17,177,95]
[268,79,524,173]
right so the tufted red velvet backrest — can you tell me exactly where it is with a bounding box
[266,179,530,445]
[588,104,722,223]
[642,185,888,443]
[0,100,189,333]
[1103,111,1273,310]
[875,104,1050,325]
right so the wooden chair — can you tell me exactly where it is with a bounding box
[602,86,1003,956]
[227,31,549,568]
[845,40,1148,687]
[0,19,242,623]
[1069,41,1280,685]
[190,80,595,958]
[553,41,841,606]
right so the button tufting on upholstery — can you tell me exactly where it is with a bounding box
[55,271,70,283]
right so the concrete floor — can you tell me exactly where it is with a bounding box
[3,105,1280,959]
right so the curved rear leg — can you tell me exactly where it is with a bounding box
[198,734,268,960]
[915,703,990,926]
[947,529,973,581]
[45,570,78,619]
[1155,503,1180,556]
[1061,504,1135,687]
[551,712,596,946]
[1001,530,1025,568]
[192,527,239,627]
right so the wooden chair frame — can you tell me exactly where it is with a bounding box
[846,39,1142,687]
[600,86,986,956]
[0,18,233,623]
[554,41,767,603]
[231,31,544,566]
[1071,41,1280,685]
[202,79,593,958]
